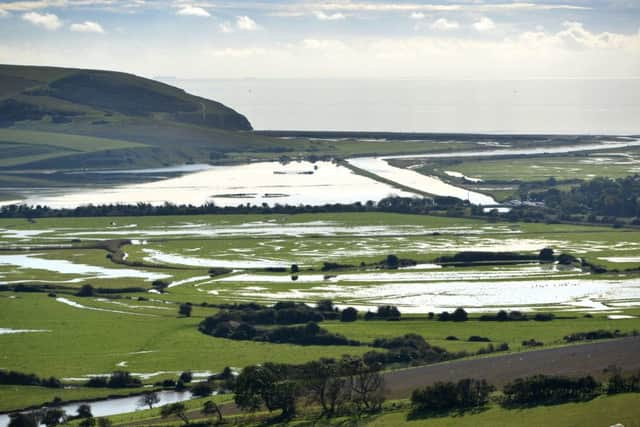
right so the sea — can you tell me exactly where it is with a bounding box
[165,78,640,135]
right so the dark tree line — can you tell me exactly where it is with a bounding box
[85,371,142,388]
[0,196,456,219]
[411,379,494,414]
[502,375,601,406]
[0,370,62,388]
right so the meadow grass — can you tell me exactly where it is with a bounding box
[363,393,640,427]
[0,293,368,380]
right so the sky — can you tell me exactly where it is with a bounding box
[0,0,639,80]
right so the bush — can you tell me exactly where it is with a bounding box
[503,375,601,406]
[340,307,358,322]
[563,330,625,343]
[468,336,490,342]
[364,305,401,321]
[76,284,95,297]
[411,379,493,413]
[179,303,192,317]
[451,308,468,322]
[0,370,62,388]
[191,382,213,397]
[607,371,640,394]
[533,313,555,321]
[87,371,141,388]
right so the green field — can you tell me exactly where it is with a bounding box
[2,212,640,414]
[364,393,640,427]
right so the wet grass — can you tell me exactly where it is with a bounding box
[364,393,640,427]
[0,293,369,381]
[322,314,640,353]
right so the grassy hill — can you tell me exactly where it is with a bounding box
[0,64,251,130]
[0,64,298,174]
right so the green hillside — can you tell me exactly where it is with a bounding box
[0,64,251,130]
[0,64,297,174]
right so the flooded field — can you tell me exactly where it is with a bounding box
[2,211,640,418]
[2,161,415,209]
[2,213,640,312]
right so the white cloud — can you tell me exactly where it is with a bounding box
[70,20,104,33]
[218,21,233,33]
[218,16,260,32]
[430,18,459,30]
[1,1,67,13]
[176,5,210,17]
[236,15,258,31]
[519,21,640,50]
[473,17,496,32]
[410,12,425,19]
[314,11,345,21]
[291,2,590,13]
[209,47,267,57]
[22,11,62,30]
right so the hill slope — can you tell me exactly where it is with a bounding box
[0,64,252,130]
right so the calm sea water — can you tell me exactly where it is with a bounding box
[168,79,640,135]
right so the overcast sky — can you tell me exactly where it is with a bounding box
[0,0,638,79]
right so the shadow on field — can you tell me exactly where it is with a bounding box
[407,406,490,421]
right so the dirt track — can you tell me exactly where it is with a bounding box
[383,336,640,398]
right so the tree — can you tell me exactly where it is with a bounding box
[179,371,193,383]
[76,404,93,419]
[451,307,468,322]
[376,305,401,320]
[79,418,96,427]
[76,284,95,297]
[8,413,39,427]
[203,400,223,423]
[161,403,189,425]
[179,303,192,317]
[152,280,169,292]
[42,408,66,427]
[539,247,555,261]
[108,371,141,388]
[385,254,400,269]
[303,359,347,417]
[340,307,358,322]
[191,382,213,397]
[342,358,385,413]
[234,364,298,418]
[316,299,334,312]
[138,391,160,410]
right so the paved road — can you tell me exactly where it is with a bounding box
[383,336,640,398]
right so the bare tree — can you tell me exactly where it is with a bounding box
[138,391,160,410]
[202,400,223,423]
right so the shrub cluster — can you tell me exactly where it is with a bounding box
[202,320,359,346]
[563,329,628,343]
[411,379,494,413]
[0,370,62,388]
[502,375,600,406]
[85,371,142,388]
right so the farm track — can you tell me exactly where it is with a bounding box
[383,335,640,399]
